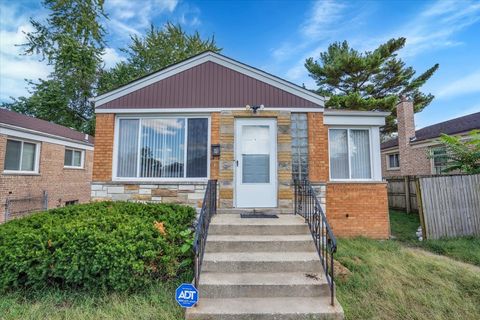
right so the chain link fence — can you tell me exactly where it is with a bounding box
[4,191,48,222]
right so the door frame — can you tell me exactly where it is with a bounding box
[234,118,277,208]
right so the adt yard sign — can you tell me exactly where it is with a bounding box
[175,283,198,308]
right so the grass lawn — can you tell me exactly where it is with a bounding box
[335,238,480,320]
[390,210,480,266]
[0,279,185,320]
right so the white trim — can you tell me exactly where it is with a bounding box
[64,147,85,169]
[327,126,383,182]
[3,137,41,174]
[93,52,325,107]
[324,114,387,126]
[0,125,93,150]
[112,114,211,182]
[96,107,325,114]
[324,110,390,117]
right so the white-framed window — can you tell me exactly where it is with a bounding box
[329,128,373,180]
[386,153,400,170]
[431,146,448,174]
[3,138,40,174]
[114,116,210,180]
[64,148,84,168]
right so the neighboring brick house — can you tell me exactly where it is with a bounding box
[0,109,94,222]
[381,99,480,177]
[90,51,390,239]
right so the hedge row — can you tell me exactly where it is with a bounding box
[0,201,195,292]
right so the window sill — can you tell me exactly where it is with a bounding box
[328,180,386,184]
[64,166,85,170]
[110,178,209,185]
[3,171,40,176]
[386,167,400,171]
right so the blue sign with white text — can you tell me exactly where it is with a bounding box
[175,283,198,308]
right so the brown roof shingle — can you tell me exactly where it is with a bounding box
[381,111,480,149]
[0,108,94,145]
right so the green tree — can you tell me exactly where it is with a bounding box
[305,38,439,134]
[3,0,106,134]
[437,130,480,174]
[98,23,221,93]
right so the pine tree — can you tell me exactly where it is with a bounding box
[305,38,439,134]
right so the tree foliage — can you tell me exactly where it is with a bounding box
[437,130,480,174]
[305,38,439,134]
[3,0,106,134]
[98,23,221,94]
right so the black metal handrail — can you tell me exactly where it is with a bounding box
[193,180,217,290]
[294,179,337,306]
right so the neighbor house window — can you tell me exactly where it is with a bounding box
[431,146,448,174]
[64,148,84,168]
[115,117,209,179]
[329,128,372,180]
[4,139,39,173]
[387,153,400,170]
[291,113,308,180]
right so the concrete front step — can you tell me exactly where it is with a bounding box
[199,272,329,298]
[185,297,344,320]
[203,251,323,273]
[217,208,293,215]
[206,234,316,252]
[209,214,309,236]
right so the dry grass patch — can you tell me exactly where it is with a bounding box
[335,238,480,320]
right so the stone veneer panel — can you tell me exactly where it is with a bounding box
[91,183,208,210]
[218,110,293,211]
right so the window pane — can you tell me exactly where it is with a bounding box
[243,154,269,183]
[242,125,270,183]
[64,149,73,166]
[21,142,36,171]
[5,140,21,170]
[329,129,349,179]
[186,118,208,178]
[140,118,185,178]
[117,119,139,177]
[350,130,371,179]
[73,151,82,167]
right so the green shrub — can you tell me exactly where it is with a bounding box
[0,202,195,292]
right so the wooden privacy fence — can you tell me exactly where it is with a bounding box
[417,174,480,240]
[386,176,418,213]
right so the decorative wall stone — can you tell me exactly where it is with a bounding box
[91,182,208,210]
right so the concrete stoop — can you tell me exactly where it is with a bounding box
[185,214,344,320]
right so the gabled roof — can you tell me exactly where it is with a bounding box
[93,51,325,110]
[381,111,480,150]
[0,108,94,145]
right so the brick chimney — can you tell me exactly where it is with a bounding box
[396,97,415,175]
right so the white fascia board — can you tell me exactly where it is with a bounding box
[324,114,387,126]
[324,110,390,117]
[95,107,324,114]
[0,125,94,150]
[93,52,325,107]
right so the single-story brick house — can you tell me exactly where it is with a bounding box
[91,51,391,238]
[382,98,480,177]
[0,109,94,222]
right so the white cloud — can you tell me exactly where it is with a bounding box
[434,71,480,99]
[392,0,480,57]
[0,3,50,101]
[301,0,346,38]
[102,47,125,69]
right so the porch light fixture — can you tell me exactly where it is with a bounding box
[246,104,265,114]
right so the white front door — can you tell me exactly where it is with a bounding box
[235,118,277,208]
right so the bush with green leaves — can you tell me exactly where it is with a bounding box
[0,202,195,292]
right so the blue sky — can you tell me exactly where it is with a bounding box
[1,0,479,129]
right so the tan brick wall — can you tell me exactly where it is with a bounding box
[381,147,433,177]
[92,114,114,182]
[326,182,390,239]
[0,134,93,223]
[308,112,329,182]
[210,112,220,180]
